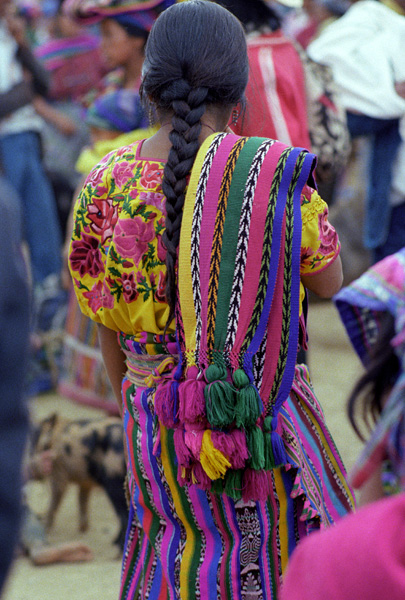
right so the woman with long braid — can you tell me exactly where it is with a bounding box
[68,2,354,598]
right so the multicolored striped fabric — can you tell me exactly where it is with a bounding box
[118,134,355,599]
[63,0,184,26]
[120,351,354,600]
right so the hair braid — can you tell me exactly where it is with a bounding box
[162,84,209,325]
[141,0,249,328]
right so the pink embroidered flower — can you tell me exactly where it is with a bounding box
[301,246,315,268]
[112,160,135,188]
[140,163,164,189]
[155,270,166,303]
[70,233,103,278]
[84,164,107,189]
[118,272,139,303]
[139,191,166,213]
[114,217,155,265]
[83,280,103,313]
[157,234,167,262]
[101,281,114,309]
[87,197,119,243]
[116,145,132,157]
[317,208,338,256]
[129,188,139,201]
[301,185,313,204]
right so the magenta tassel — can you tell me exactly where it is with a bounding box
[192,462,212,490]
[242,468,271,502]
[173,427,193,467]
[211,430,249,470]
[178,379,207,423]
[184,429,204,460]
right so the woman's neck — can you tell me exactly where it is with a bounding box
[139,112,230,161]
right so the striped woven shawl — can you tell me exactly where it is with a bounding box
[155,133,317,501]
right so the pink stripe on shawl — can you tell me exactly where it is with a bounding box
[231,143,284,355]
[198,135,241,358]
[186,486,216,600]
[223,495,244,600]
[259,216,286,404]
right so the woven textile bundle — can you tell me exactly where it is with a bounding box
[153,133,317,501]
[62,0,183,26]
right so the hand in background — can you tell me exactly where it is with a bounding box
[394,81,405,100]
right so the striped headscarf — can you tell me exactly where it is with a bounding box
[334,248,405,490]
[62,0,183,29]
[152,133,317,501]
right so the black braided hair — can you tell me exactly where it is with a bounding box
[347,312,400,440]
[141,0,249,327]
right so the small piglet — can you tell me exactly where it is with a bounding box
[29,413,128,549]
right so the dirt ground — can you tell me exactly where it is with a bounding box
[3,299,364,600]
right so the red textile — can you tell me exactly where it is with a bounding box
[233,30,311,150]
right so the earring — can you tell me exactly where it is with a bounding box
[148,103,155,126]
[231,107,240,126]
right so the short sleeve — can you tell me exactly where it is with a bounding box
[68,142,171,335]
[300,184,340,276]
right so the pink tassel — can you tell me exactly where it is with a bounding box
[242,469,270,502]
[178,379,206,423]
[211,430,249,469]
[191,462,212,491]
[184,428,204,460]
[173,428,193,467]
[177,464,191,487]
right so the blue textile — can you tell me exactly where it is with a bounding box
[346,112,401,253]
[0,131,62,283]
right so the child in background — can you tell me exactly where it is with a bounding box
[281,248,405,600]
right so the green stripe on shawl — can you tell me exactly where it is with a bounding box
[214,137,266,351]
[207,137,247,352]
[240,147,292,356]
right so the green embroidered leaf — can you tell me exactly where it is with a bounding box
[109,246,124,265]
[108,266,122,278]
[109,281,122,303]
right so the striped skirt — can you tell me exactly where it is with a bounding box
[119,360,355,600]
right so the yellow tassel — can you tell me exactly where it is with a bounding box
[200,430,231,480]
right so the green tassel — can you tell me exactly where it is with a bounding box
[235,385,263,428]
[247,426,265,470]
[210,478,224,495]
[264,431,276,469]
[204,380,235,428]
[233,368,263,428]
[224,469,243,500]
[232,368,249,388]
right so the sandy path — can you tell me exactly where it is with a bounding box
[3,299,364,599]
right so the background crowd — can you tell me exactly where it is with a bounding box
[1,0,405,598]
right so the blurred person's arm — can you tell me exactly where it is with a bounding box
[6,10,50,97]
[0,81,34,119]
[32,96,77,136]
